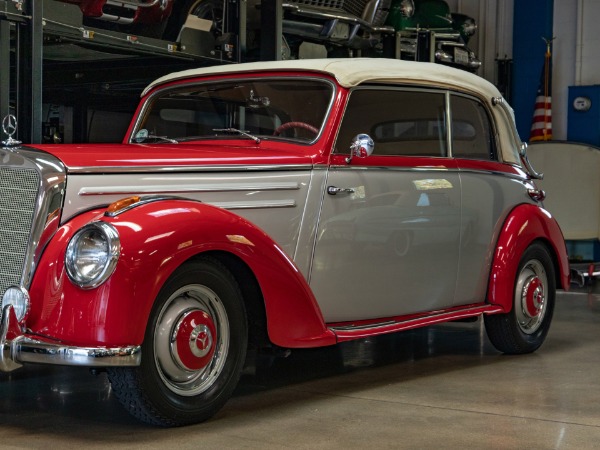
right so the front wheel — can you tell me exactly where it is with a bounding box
[108,257,247,426]
[484,242,555,354]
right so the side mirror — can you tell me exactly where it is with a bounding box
[347,133,374,163]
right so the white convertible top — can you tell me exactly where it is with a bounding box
[142,58,502,100]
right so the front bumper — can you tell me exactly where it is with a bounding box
[0,305,141,372]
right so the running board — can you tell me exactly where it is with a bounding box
[329,304,505,343]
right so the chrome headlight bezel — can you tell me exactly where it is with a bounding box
[461,18,477,37]
[399,0,415,17]
[65,222,121,289]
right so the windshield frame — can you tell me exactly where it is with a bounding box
[129,75,338,146]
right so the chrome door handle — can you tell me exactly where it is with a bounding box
[327,186,355,195]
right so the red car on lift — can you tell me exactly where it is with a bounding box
[56,0,211,39]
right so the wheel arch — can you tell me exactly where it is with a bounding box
[29,198,335,348]
[487,203,570,312]
[195,250,269,351]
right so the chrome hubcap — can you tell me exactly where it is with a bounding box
[155,284,229,396]
[515,260,547,334]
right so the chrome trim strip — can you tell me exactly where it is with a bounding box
[80,181,300,196]
[15,339,141,368]
[329,164,530,182]
[330,164,453,172]
[211,200,297,210]
[68,164,314,174]
[330,305,503,332]
[456,168,529,182]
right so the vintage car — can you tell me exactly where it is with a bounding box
[0,59,569,426]
[54,0,203,39]
[386,0,481,70]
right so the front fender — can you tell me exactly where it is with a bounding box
[28,199,335,348]
[487,203,570,312]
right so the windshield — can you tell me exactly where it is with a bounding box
[132,78,334,144]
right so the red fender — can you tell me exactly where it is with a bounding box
[487,204,570,312]
[28,199,335,348]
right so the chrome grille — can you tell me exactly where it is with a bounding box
[289,0,391,26]
[291,0,367,19]
[0,167,40,299]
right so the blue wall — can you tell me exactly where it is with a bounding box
[512,0,554,141]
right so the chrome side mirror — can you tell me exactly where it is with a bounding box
[519,142,544,180]
[347,133,374,163]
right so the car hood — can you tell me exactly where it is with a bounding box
[26,141,317,171]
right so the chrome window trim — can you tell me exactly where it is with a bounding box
[334,85,451,157]
[334,84,501,162]
[130,76,337,146]
[445,90,453,157]
[67,164,315,174]
[449,91,499,162]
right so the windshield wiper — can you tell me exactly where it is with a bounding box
[213,128,261,144]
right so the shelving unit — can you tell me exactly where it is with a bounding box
[0,0,251,143]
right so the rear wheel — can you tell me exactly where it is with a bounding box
[108,257,247,426]
[484,242,555,354]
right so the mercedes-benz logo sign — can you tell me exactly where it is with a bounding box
[2,114,17,138]
[1,114,22,148]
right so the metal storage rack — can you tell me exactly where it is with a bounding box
[0,0,253,143]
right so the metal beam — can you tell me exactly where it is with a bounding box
[18,0,42,143]
[260,0,282,61]
[0,18,10,122]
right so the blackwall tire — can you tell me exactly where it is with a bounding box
[484,242,555,354]
[108,257,247,426]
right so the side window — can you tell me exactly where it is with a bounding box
[336,88,448,157]
[451,95,496,160]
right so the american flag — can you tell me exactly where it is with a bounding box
[529,40,553,142]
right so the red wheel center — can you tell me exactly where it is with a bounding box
[524,277,544,318]
[174,310,217,371]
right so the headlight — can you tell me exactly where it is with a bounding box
[2,286,30,322]
[399,0,415,17]
[461,18,477,36]
[65,222,120,289]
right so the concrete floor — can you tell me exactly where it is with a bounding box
[1,286,599,449]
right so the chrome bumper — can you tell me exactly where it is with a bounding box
[0,305,141,372]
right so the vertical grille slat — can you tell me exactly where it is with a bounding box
[0,167,40,299]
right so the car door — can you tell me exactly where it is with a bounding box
[449,93,536,306]
[309,87,462,323]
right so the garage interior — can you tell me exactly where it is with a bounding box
[1,0,600,447]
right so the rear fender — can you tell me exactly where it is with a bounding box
[29,199,335,348]
[487,204,570,312]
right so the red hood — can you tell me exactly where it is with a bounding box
[28,141,320,170]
